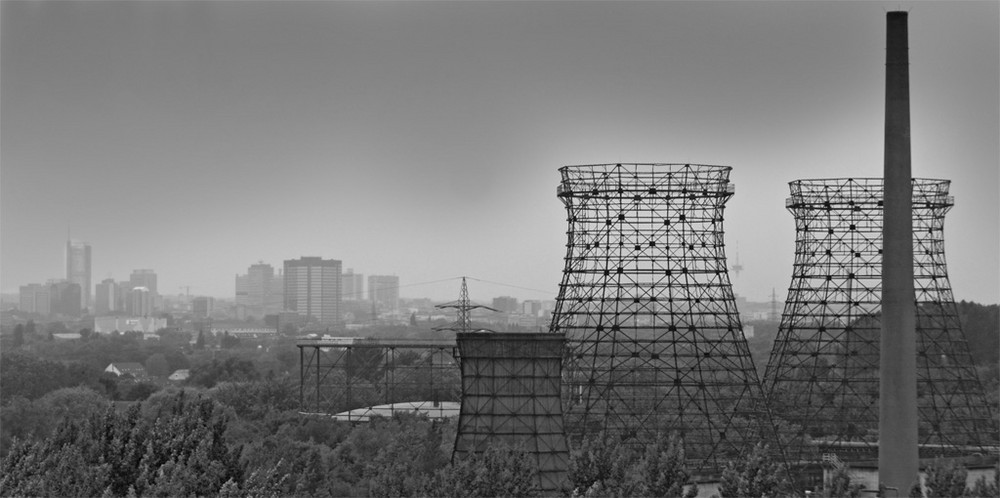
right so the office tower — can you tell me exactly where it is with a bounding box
[235,262,278,319]
[491,296,519,313]
[126,286,153,317]
[66,239,91,310]
[368,275,399,313]
[129,269,158,312]
[550,163,770,471]
[48,280,82,317]
[192,296,214,319]
[19,283,51,315]
[129,269,157,295]
[763,178,996,462]
[95,278,120,315]
[284,257,342,325]
[342,268,365,301]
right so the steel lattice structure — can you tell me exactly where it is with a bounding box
[453,332,570,493]
[763,178,997,461]
[298,339,460,420]
[551,163,772,472]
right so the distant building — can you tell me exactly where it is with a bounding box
[129,269,159,312]
[235,262,282,319]
[168,369,190,382]
[94,316,167,336]
[94,278,120,315]
[492,296,519,314]
[126,286,154,317]
[48,280,82,317]
[19,283,50,315]
[105,362,148,380]
[66,239,91,310]
[522,300,542,317]
[192,296,214,318]
[284,257,342,325]
[342,268,365,301]
[368,275,399,313]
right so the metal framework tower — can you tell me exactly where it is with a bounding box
[763,178,997,461]
[453,332,570,493]
[551,163,771,472]
[435,277,498,333]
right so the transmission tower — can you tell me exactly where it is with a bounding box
[435,277,498,333]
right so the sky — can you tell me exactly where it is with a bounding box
[2,1,998,304]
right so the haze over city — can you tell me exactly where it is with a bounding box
[2,1,998,304]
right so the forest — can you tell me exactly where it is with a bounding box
[0,302,997,497]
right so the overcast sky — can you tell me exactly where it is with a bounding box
[2,1,997,304]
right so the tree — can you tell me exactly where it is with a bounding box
[718,443,791,498]
[410,312,418,327]
[821,465,863,498]
[923,459,969,498]
[0,392,242,497]
[144,353,171,377]
[638,433,697,498]
[196,330,206,349]
[420,444,540,498]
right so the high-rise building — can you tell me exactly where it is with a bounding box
[235,263,283,319]
[368,275,399,313]
[19,283,51,315]
[284,257,342,325]
[95,278,120,315]
[126,286,153,317]
[129,269,158,295]
[192,296,215,318]
[49,280,82,317]
[491,296,519,314]
[342,268,365,301]
[66,239,91,310]
[128,269,158,312]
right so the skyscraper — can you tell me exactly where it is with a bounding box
[368,275,399,313]
[129,269,158,313]
[95,278,120,315]
[235,263,284,318]
[284,257,342,326]
[66,239,91,310]
[342,268,364,301]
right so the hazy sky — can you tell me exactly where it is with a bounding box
[2,1,998,304]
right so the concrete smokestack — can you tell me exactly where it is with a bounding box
[880,10,919,494]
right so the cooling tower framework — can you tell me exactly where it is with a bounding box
[763,178,996,461]
[551,163,772,472]
[453,332,570,493]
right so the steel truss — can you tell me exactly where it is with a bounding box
[551,163,772,472]
[453,332,570,493]
[298,339,460,420]
[764,178,996,461]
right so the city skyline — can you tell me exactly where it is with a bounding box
[2,1,997,304]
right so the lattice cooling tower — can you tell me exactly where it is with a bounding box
[453,332,570,493]
[550,163,770,472]
[763,178,996,461]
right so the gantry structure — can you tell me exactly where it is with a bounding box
[298,338,460,420]
[763,178,996,461]
[550,163,772,472]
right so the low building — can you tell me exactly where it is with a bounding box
[168,369,190,382]
[94,316,167,337]
[105,362,149,380]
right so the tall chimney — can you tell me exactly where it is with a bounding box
[880,10,919,494]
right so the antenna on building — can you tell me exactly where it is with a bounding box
[730,241,744,279]
[435,276,498,333]
[769,287,779,321]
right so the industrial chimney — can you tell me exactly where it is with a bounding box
[880,10,919,493]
